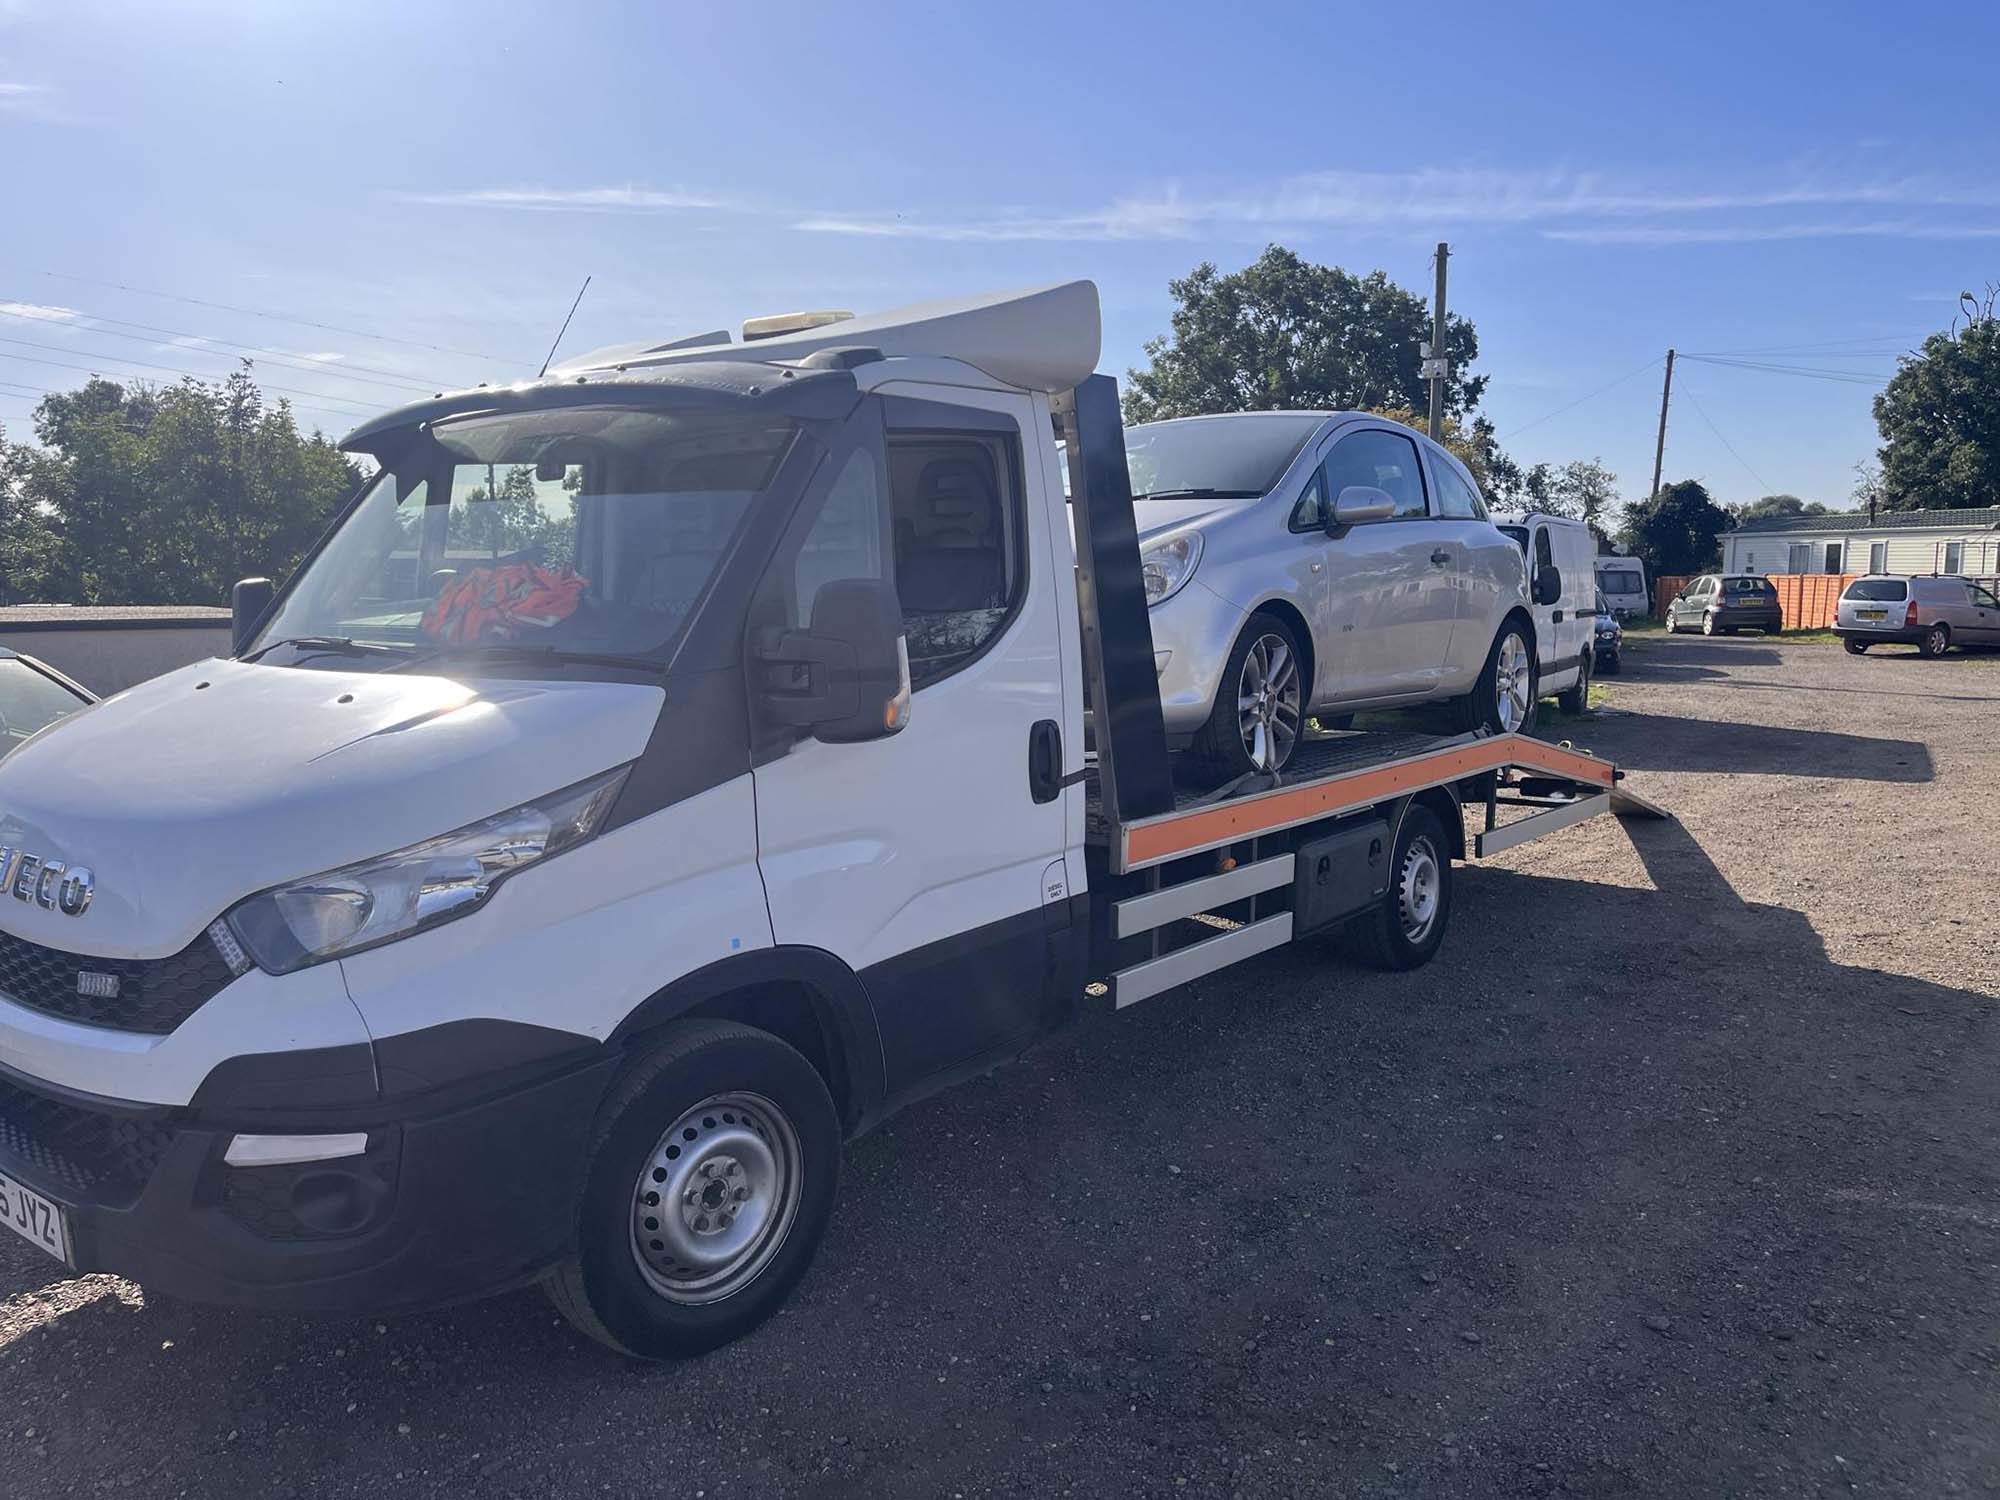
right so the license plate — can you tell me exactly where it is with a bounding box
[1858,609,1885,621]
[0,1167,70,1265]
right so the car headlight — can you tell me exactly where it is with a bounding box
[226,766,629,974]
[1140,531,1203,607]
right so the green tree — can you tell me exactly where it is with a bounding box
[1516,458,1619,526]
[13,366,362,605]
[0,422,59,604]
[1618,478,1732,574]
[1732,493,1827,524]
[1872,288,2000,510]
[1124,246,1487,425]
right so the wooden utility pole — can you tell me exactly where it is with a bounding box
[1648,349,1676,502]
[1426,243,1450,440]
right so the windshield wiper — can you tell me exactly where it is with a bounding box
[241,635,419,663]
[1130,487,1261,502]
[389,642,669,675]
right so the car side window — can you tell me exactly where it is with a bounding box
[1975,585,2000,609]
[1432,462,1486,520]
[886,431,1026,690]
[1534,529,1554,569]
[1323,429,1428,519]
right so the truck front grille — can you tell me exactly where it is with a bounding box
[0,1071,175,1202]
[0,925,237,1034]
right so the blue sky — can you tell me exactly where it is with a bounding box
[3,0,1998,512]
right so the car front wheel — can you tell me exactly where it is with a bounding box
[1192,612,1305,778]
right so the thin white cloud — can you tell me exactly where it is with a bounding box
[797,167,2000,244]
[1546,220,2000,246]
[404,186,724,213]
[0,300,78,321]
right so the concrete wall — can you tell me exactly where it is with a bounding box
[0,626,231,696]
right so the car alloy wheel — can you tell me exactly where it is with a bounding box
[1236,631,1301,772]
[1493,631,1532,732]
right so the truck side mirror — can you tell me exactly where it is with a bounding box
[755,577,911,743]
[1532,564,1562,606]
[1329,485,1396,530]
[231,577,275,654]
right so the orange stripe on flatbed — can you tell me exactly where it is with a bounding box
[1121,734,1615,867]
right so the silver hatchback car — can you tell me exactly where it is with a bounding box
[1127,412,1542,778]
[1835,574,2000,657]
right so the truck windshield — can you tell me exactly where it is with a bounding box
[253,405,800,666]
[1124,413,1323,501]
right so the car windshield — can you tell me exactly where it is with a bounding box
[1722,577,1775,595]
[1123,414,1323,501]
[1595,591,1612,614]
[1843,578,1907,601]
[252,405,800,666]
[0,658,87,747]
[1600,570,1644,595]
[1498,525,1530,554]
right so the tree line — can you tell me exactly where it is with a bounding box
[3,258,1995,604]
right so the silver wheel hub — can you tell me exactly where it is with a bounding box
[631,1091,802,1305]
[1398,836,1441,943]
[1493,633,1531,732]
[1237,633,1302,770]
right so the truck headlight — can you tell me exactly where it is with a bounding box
[1140,532,1203,607]
[226,766,629,974]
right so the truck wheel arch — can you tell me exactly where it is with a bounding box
[608,947,886,1137]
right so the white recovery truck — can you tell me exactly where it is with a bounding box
[0,283,1664,1357]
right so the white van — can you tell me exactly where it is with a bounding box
[1594,555,1649,619]
[1497,513,1598,711]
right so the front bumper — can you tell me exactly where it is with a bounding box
[1592,636,1622,662]
[0,1049,616,1314]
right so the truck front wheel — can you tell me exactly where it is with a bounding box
[547,1019,840,1359]
[1348,804,1454,971]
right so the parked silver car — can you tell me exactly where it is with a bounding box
[1835,574,2000,657]
[1127,412,1544,778]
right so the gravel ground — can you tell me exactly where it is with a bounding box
[4,634,1998,1498]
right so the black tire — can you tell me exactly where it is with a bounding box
[1919,622,1950,659]
[1349,804,1453,971]
[1451,619,1537,735]
[1192,611,1306,778]
[547,1020,840,1360]
[1556,649,1592,714]
[1844,638,1868,656]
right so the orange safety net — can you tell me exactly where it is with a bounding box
[421,562,588,645]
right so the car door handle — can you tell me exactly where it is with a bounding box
[1028,719,1063,804]
[1552,610,1565,623]
[1429,549,1450,566]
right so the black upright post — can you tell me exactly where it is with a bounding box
[1056,374,1173,832]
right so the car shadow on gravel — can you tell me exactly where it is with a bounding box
[1579,710,1933,783]
[2,816,1996,1498]
[1619,639,1783,683]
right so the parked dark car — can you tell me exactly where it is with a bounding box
[1665,574,1782,635]
[1592,590,1623,673]
[0,646,94,756]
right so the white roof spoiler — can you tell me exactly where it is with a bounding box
[556,280,1102,395]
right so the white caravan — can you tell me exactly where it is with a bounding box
[1594,554,1649,619]
[0,283,1664,1359]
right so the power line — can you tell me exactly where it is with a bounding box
[0,335,379,408]
[0,302,443,393]
[1501,354,1662,440]
[1679,354,1891,388]
[1677,378,1775,494]
[1684,334,1920,358]
[31,269,531,369]
[0,372,357,431]
[0,348,378,415]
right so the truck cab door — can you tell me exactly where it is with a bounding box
[749,388,1074,1110]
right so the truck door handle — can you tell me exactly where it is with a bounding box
[1552,610,1565,623]
[1029,719,1063,804]
[1429,549,1450,566]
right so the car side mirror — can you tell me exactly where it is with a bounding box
[1532,564,1562,606]
[231,577,276,654]
[755,577,911,743]
[1329,485,1396,530]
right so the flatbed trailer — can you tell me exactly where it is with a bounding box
[1053,372,1668,1009]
